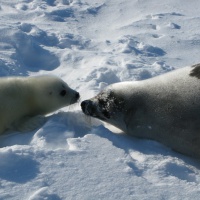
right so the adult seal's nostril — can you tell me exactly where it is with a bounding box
[81,101,85,109]
[81,100,88,111]
[81,100,93,115]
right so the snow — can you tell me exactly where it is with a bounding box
[0,0,200,199]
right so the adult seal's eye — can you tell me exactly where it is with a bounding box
[60,90,67,96]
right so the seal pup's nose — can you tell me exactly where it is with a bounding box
[75,92,80,100]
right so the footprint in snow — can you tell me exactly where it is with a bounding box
[164,162,197,183]
[0,150,39,183]
[152,34,164,39]
[167,22,181,29]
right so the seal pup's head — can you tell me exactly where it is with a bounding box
[28,75,80,115]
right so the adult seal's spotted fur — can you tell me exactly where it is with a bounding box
[81,64,200,158]
[189,63,200,78]
[0,75,80,134]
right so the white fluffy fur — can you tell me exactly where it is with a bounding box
[0,75,78,134]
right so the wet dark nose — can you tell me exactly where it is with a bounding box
[75,92,80,100]
[81,100,92,114]
[81,100,88,111]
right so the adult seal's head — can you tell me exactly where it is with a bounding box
[81,89,124,119]
[81,64,200,159]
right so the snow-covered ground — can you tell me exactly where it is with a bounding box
[0,0,200,199]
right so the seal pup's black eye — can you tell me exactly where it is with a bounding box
[60,90,67,96]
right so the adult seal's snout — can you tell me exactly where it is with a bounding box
[81,100,86,111]
[81,100,93,115]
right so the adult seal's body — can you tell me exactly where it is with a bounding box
[0,75,79,134]
[81,64,200,158]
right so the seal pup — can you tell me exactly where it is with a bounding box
[0,75,80,134]
[81,63,200,158]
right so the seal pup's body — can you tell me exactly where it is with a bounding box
[0,75,79,134]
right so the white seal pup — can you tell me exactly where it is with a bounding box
[0,75,80,134]
[81,63,200,158]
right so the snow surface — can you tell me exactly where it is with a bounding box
[1,0,200,199]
